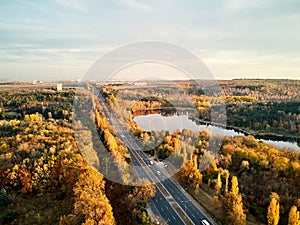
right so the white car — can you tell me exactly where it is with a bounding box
[149,160,154,165]
[201,219,210,225]
[157,171,161,175]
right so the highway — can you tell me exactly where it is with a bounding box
[92,85,214,225]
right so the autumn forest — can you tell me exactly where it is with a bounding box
[0,79,299,225]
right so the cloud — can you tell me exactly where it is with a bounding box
[0,47,102,64]
[224,0,262,11]
[0,0,299,80]
[54,0,87,12]
[119,0,154,12]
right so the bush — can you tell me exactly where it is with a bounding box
[0,188,8,206]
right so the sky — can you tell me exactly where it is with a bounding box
[0,0,299,81]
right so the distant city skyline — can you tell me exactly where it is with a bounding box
[0,0,299,81]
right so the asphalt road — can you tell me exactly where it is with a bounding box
[92,85,214,225]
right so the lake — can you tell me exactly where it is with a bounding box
[133,113,300,152]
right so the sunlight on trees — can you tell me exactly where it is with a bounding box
[288,206,300,225]
[267,194,280,225]
[222,176,246,225]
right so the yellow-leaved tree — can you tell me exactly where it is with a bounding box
[222,176,246,225]
[60,167,115,225]
[288,206,300,225]
[132,178,156,203]
[267,192,280,225]
[176,160,202,189]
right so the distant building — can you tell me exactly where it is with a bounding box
[32,80,42,84]
[134,82,147,86]
[56,83,63,91]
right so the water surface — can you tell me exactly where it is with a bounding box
[134,114,300,151]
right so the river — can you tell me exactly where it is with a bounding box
[133,113,300,152]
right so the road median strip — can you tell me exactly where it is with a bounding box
[170,202,194,225]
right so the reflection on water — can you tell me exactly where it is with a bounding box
[133,114,300,152]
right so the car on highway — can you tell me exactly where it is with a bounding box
[149,160,154,165]
[157,170,161,175]
[200,219,210,225]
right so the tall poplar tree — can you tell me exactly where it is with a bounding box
[267,194,280,225]
[222,176,246,225]
[288,206,300,225]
